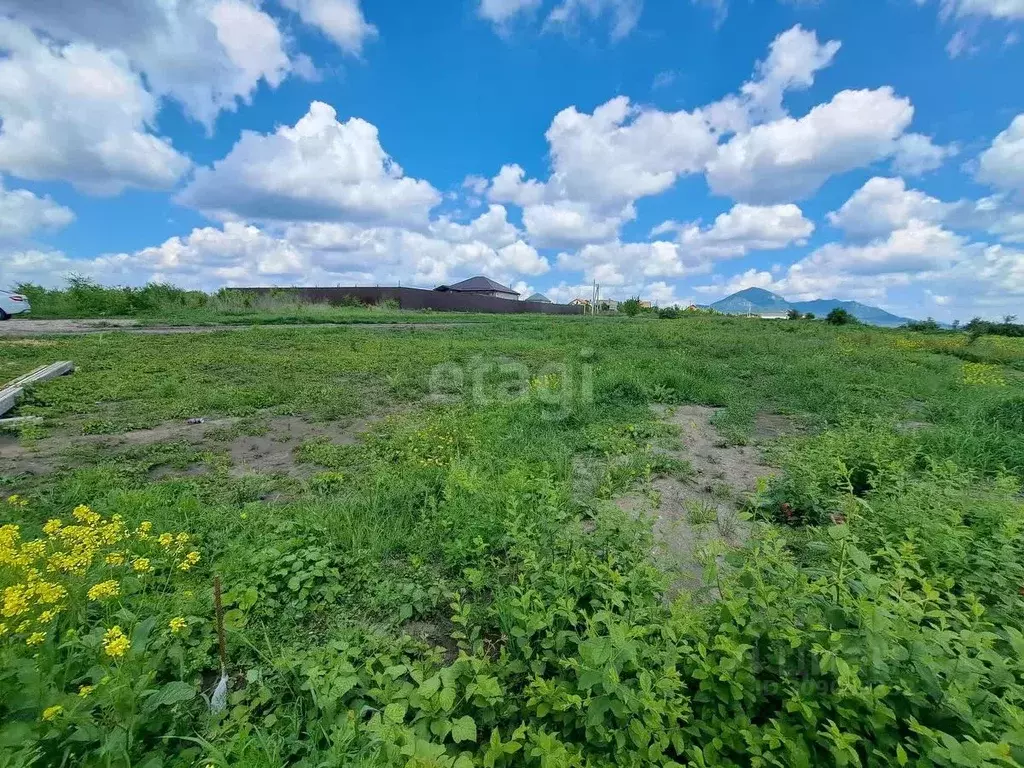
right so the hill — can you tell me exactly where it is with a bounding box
[710,287,914,327]
[710,287,790,315]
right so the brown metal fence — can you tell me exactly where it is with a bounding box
[227,287,584,315]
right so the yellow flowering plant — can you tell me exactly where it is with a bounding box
[0,503,208,765]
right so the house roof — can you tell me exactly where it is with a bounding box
[525,293,551,303]
[442,276,519,294]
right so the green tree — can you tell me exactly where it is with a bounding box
[621,297,642,317]
[826,308,856,326]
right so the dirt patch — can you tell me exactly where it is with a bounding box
[614,405,777,599]
[147,463,209,481]
[0,414,378,480]
[752,412,804,440]
[403,619,459,663]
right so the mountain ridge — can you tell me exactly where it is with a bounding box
[709,287,915,327]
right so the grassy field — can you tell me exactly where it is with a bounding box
[2,315,1023,767]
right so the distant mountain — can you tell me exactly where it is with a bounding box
[710,287,790,315]
[790,299,914,328]
[710,288,915,327]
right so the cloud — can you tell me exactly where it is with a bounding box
[0,178,74,241]
[178,101,441,225]
[429,204,521,249]
[976,113,1024,192]
[892,133,958,175]
[706,88,915,203]
[545,0,643,41]
[0,0,303,128]
[557,239,709,285]
[939,0,1024,20]
[660,203,814,258]
[478,0,544,25]
[278,0,377,54]
[478,0,641,39]
[0,20,192,194]
[740,25,840,121]
[522,201,634,247]
[4,216,552,292]
[795,221,967,276]
[828,177,951,239]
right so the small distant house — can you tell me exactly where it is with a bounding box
[435,276,520,300]
[569,298,590,307]
[525,293,552,303]
[638,300,652,309]
[600,299,619,312]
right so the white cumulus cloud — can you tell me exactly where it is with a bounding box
[976,113,1024,192]
[278,0,377,54]
[0,0,305,128]
[178,102,442,225]
[706,88,915,203]
[0,178,74,241]
[0,20,191,194]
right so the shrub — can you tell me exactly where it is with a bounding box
[621,297,642,317]
[657,307,680,319]
[826,308,857,326]
[906,317,942,332]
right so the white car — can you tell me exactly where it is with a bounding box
[0,290,31,320]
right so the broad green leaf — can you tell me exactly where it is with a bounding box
[143,682,195,712]
[451,715,477,744]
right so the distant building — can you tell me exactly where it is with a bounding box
[599,299,619,312]
[638,300,652,309]
[569,298,590,307]
[525,293,552,303]
[435,276,520,300]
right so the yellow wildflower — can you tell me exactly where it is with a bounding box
[105,552,125,566]
[178,551,201,572]
[78,685,94,697]
[169,616,187,634]
[136,521,153,539]
[6,494,27,508]
[34,580,67,605]
[158,533,173,547]
[26,632,45,647]
[37,609,60,624]
[41,705,63,721]
[16,620,30,632]
[102,626,130,658]
[0,623,7,636]
[131,558,151,574]
[42,519,63,536]
[2,585,30,618]
[87,580,120,601]
[72,505,100,525]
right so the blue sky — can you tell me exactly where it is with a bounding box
[1,0,1023,321]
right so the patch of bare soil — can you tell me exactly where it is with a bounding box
[615,405,791,600]
[0,414,377,479]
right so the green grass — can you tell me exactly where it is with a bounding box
[2,314,1024,767]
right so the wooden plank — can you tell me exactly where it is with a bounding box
[12,361,74,388]
[0,387,23,417]
[0,361,73,417]
[2,364,50,390]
